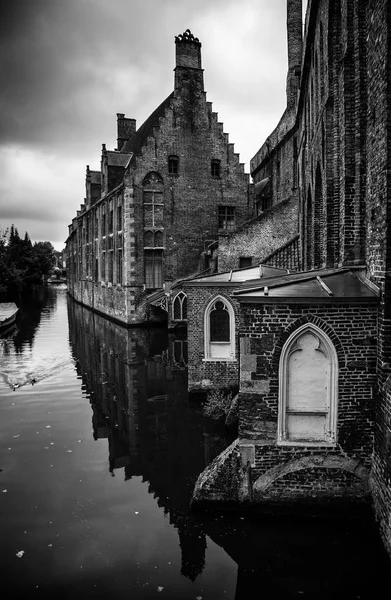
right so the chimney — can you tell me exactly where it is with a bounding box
[174,29,204,92]
[286,0,302,108]
[116,113,136,151]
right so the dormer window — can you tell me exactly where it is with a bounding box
[168,156,179,175]
[211,159,221,177]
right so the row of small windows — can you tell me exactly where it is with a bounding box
[168,156,221,177]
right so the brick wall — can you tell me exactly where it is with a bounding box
[186,284,240,392]
[237,302,377,500]
[365,0,391,558]
[218,197,299,272]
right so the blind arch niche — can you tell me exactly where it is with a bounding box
[278,323,338,445]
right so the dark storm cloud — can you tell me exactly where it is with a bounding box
[0,0,290,249]
[0,0,237,152]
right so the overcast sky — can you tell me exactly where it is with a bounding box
[0,0,306,251]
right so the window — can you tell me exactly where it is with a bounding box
[144,230,164,248]
[278,324,338,445]
[143,173,164,228]
[117,205,122,231]
[145,250,163,289]
[168,156,179,175]
[101,212,106,236]
[218,206,235,231]
[109,209,113,234]
[108,250,113,283]
[211,159,221,177]
[101,251,106,280]
[117,249,123,285]
[204,296,235,360]
[172,292,187,321]
[239,257,252,268]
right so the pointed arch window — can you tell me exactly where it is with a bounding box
[204,296,235,360]
[278,324,338,445]
[172,292,187,322]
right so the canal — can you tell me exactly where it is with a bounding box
[0,285,390,599]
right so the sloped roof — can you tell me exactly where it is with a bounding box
[254,177,270,195]
[233,267,379,303]
[121,92,174,162]
[184,264,291,286]
[106,151,132,168]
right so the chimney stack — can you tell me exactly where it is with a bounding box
[286,0,303,108]
[174,29,204,92]
[116,113,136,151]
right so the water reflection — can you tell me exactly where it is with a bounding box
[2,288,389,599]
[67,300,230,584]
[66,300,391,598]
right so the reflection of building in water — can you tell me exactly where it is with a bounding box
[67,299,229,582]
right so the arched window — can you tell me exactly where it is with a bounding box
[172,292,187,321]
[204,296,235,360]
[278,324,338,445]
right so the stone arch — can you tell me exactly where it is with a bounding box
[253,455,369,493]
[277,322,339,444]
[204,295,236,360]
[273,314,345,371]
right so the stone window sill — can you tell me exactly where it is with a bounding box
[202,358,238,363]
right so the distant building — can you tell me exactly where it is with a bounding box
[65,30,250,325]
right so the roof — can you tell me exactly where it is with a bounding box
[254,177,270,195]
[183,264,291,286]
[90,171,101,184]
[106,151,132,168]
[233,267,379,304]
[121,93,174,161]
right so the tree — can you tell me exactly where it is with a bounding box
[33,241,56,278]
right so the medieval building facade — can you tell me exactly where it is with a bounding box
[190,0,391,560]
[66,30,250,325]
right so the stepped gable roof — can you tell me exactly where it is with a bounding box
[183,264,290,286]
[233,267,379,303]
[121,92,174,161]
[90,171,101,184]
[106,151,132,167]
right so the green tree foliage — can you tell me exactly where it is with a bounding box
[0,225,57,300]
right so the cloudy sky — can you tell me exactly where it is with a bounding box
[0,0,305,250]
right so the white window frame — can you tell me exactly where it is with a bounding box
[278,323,338,446]
[172,292,187,322]
[203,295,236,361]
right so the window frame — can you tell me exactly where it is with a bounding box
[172,292,187,322]
[218,205,236,232]
[168,155,179,176]
[211,159,221,177]
[204,296,236,361]
[278,323,338,447]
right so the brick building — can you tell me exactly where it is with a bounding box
[191,0,391,559]
[65,30,250,325]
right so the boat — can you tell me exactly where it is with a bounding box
[0,302,19,332]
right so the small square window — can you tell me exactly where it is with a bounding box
[211,159,221,177]
[239,257,252,268]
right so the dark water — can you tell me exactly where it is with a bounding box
[0,286,390,599]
